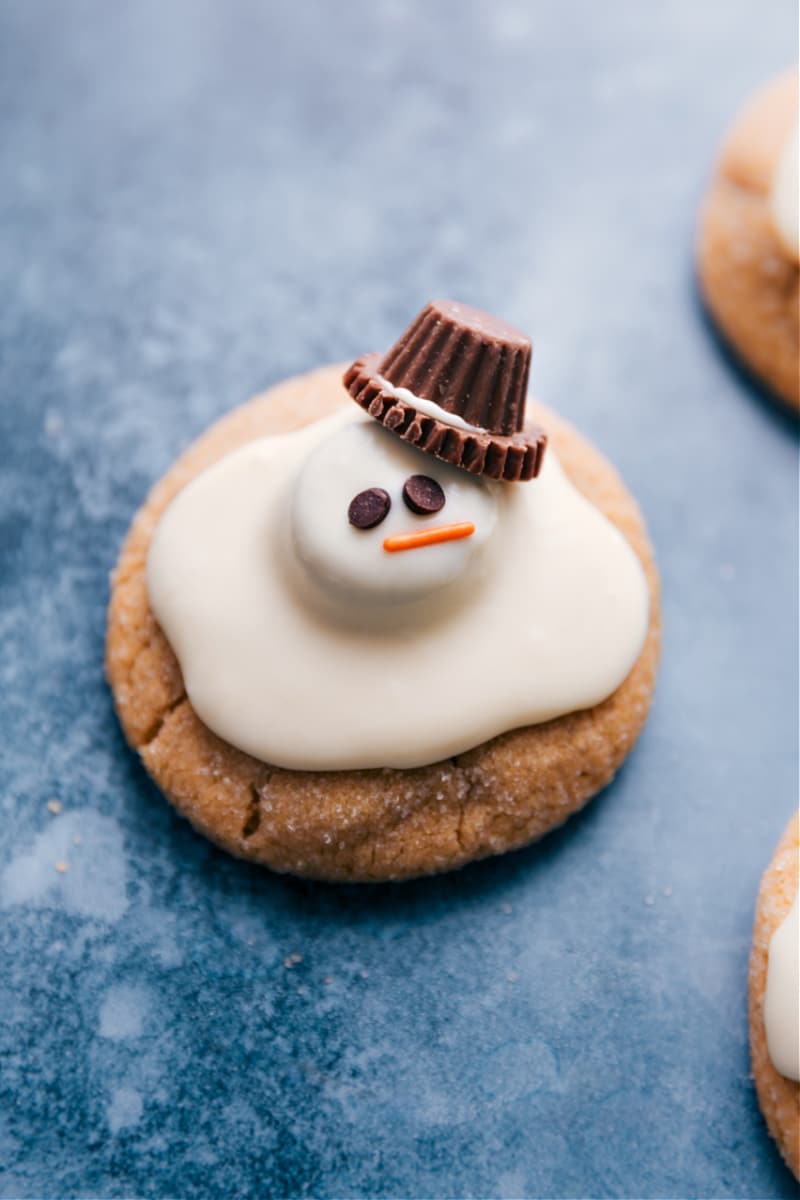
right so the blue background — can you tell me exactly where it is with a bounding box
[1,2,798,1197]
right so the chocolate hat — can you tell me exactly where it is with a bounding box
[343,299,547,482]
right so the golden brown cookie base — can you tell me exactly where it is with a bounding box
[697,71,799,411]
[106,364,660,882]
[749,813,800,1180]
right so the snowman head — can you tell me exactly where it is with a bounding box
[291,418,499,604]
[292,299,547,608]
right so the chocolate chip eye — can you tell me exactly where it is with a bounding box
[402,474,446,515]
[348,487,391,529]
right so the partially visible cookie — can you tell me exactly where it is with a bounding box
[698,71,799,410]
[106,363,660,883]
[749,813,800,1179]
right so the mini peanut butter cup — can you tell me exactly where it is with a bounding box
[343,299,547,482]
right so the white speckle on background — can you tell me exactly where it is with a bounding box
[43,411,63,438]
[126,903,185,968]
[0,810,128,920]
[99,984,151,1040]
[107,1086,143,1133]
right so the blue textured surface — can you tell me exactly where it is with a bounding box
[1,2,798,1197]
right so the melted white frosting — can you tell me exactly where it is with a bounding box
[375,373,484,432]
[770,122,799,262]
[147,408,649,770]
[764,893,800,1082]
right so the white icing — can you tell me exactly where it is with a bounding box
[147,407,650,770]
[764,893,800,1082]
[770,122,799,262]
[375,373,484,432]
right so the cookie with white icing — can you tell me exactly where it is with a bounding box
[698,70,799,410]
[107,303,660,881]
[749,813,800,1180]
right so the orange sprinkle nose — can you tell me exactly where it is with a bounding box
[383,522,476,553]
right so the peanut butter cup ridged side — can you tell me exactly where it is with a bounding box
[344,299,547,481]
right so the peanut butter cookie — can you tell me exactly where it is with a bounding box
[106,363,660,882]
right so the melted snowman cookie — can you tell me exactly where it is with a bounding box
[107,302,660,881]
